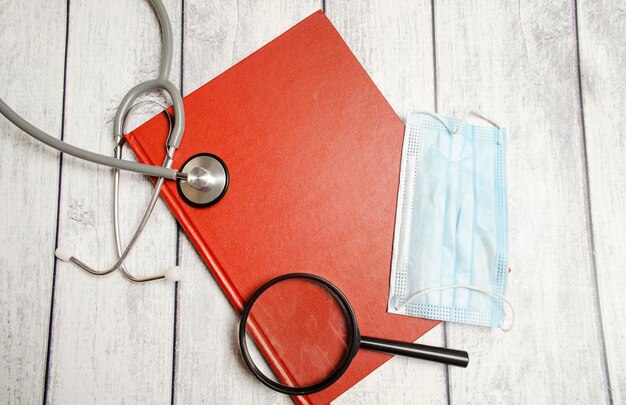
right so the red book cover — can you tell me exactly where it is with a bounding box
[126,10,438,404]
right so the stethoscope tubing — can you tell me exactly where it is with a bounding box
[0,97,179,179]
[9,0,189,281]
[113,78,184,150]
[104,0,182,281]
[0,0,182,181]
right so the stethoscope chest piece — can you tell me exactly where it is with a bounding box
[177,153,229,207]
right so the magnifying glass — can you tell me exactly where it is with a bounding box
[239,273,469,396]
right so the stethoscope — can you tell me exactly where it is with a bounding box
[0,0,228,283]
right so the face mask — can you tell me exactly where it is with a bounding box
[388,111,513,330]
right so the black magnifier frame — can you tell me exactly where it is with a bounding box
[239,273,360,396]
[239,273,470,397]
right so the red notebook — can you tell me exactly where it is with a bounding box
[127,10,438,404]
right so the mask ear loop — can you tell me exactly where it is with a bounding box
[412,111,457,134]
[456,110,503,144]
[394,284,514,332]
[412,110,503,144]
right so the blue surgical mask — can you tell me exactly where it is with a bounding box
[388,111,512,330]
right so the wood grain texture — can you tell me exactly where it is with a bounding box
[0,1,66,403]
[1,1,625,404]
[326,1,449,404]
[577,1,626,403]
[45,1,181,403]
[434,1,609,403]
[173,1,320,404]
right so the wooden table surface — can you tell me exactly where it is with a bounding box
[1,1,624,404]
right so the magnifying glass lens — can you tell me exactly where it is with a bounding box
[243,277,352,389]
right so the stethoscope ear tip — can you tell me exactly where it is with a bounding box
[55,246,73,262]
[164,266,182,282]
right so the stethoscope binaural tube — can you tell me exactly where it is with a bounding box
[111,104,175,283]
[54,105,182,283]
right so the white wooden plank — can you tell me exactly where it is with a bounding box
[0,1,66,403]
[326,1,449,404]
[577,1,626,403]
[46,1,181,403]
[174,1,320,403]
[434,1,609,403]
[3,2,619,404]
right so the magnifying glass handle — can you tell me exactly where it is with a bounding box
[360,336,469,367]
